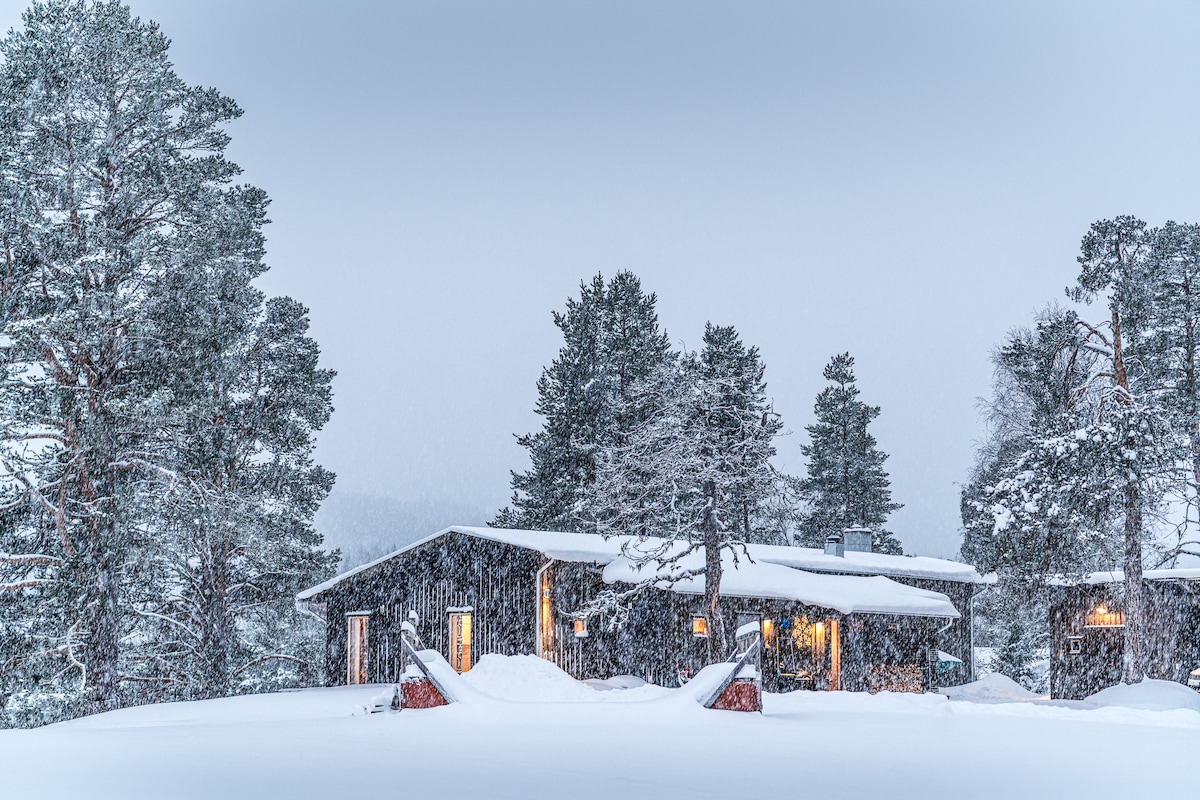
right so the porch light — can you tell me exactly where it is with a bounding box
[692,616,708,637]
[573,617,588,638]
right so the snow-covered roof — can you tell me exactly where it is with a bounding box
[299,526,983,614]
[1075,568,1200,585]
[603,541,961,618]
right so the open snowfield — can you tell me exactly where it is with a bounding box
[2,656,1198,800]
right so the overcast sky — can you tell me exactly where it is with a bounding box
[5,1,1200,557]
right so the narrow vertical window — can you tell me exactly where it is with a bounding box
[537,566,554,657]
[449,611,473,673]
[347,614,369,685]
[828,619,841,691]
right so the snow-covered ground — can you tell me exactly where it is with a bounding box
[2,655,1198,799]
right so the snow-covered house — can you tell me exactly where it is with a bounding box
[1050,569,1200,699]
[297,526,989,692]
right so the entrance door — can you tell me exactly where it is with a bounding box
[347,615,369,685]
[449,611,473,673]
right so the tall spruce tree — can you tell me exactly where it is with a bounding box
[583,324,785,661]
[797,353,902,554]
[497,272,670,531]
[0,1,336,719]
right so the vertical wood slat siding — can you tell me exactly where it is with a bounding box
[323,534,541,685]
[1050,581,1200,699]
[317,532,981,691]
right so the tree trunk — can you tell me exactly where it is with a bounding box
[702,481,725,663]
[84,548,120,711]
[198,536,231,698]
[1111,306,1145,684]
[1121,480,1145,683]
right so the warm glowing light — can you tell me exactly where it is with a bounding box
[761,618,776,648]
[1085,606,1125,628]
[692,616,708,637]
[449,611,472,673]
[573,617,588,638]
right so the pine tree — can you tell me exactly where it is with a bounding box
[1067,216,1183,683]
[0,1,336,718]
[960,307,1109,577]
[583,324,785,662]
[0,0,248,711]
[973,218,1186,686]
[138,290,338,699]
[1137,221,1200,562]
[498,272,670,531]
[797,353,902,554]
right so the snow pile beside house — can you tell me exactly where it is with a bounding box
[940,673,1041,703]
[460,654,668,703]
[1086,679,1200,712]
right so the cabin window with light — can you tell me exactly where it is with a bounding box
[573,617,588,638]
[346,614,370,685]
[1085,605,1125,628]
[691,616,708,637]
[761,617,776,648]
[448,610,473,673]
[537,566,554,657]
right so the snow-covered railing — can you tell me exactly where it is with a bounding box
[700,638,762,710]
[399,636,457,705]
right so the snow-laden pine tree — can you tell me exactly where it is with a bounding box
[797,353,902,554]
[974,218,1186,685]
[1136,220,1200,562]
[0,1,336,719]
[960,307,1111,577]
[0,0,248,712]
[496,272,671,531]
[136,286,338,699]
[582,324,786,662]
[958,308,1110,689]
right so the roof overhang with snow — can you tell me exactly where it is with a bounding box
[299,526,976,618]
[1052,567,1200,586]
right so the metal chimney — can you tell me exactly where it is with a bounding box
[843,527,873,553]
[824,531,844,558]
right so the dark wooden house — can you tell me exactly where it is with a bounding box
[297,526,989,693]
[1049,568,1200,699]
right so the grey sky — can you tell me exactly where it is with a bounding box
[4,1,1199,557]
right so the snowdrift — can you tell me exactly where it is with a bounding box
[940,673,1041,703]
[1085,679,1200,712]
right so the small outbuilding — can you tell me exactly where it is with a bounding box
[297,526,989,693]
[1049,568,1200,699]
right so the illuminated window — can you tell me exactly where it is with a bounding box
[1085,605,1125,628]
[692,616,708,637]
[347,614,369,685]
[761,618,776,648]
[573,617,588,638]
[449,611,472,673]
[537,567,554,657]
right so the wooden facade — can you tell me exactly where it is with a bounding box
[301,529,981,693]
[1049,576,1200,700]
